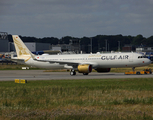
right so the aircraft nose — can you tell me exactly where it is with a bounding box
[148,58,151,63]
[145,58,152,65]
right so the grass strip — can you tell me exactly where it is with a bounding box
[0,78,153,119]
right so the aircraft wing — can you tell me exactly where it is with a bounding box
[36,59,79,65]
[35,59,98,68]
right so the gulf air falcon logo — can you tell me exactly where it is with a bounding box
[14,36,31,62]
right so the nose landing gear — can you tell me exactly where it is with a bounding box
[132,67,135,71]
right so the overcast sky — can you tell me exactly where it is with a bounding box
[1,0,153,38]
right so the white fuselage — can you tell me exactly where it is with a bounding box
[25,52,151,69]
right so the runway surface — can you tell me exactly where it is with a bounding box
[0,70,153,81]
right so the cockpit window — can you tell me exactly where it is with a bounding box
[138,56,147,58]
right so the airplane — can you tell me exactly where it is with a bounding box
[12,35,151,76]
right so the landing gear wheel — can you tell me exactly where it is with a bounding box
[70,70,76,76]
[83,73,88,75]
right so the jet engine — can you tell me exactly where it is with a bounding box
[78,64,92,73]
[95,68,111,73]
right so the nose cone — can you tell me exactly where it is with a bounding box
[144,58,152,65]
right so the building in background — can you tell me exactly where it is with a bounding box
[51,39,80,53]
[122,44,135,52]
[10,42,51,53]
[0,32,51,54]
[136,47,153,53]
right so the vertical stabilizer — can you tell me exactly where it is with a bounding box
[12,35,34,61]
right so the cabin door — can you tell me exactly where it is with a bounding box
[129,53,133,62]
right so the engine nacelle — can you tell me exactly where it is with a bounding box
[78,64,92,73]
[95,68,111,73]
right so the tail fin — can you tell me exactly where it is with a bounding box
[12,35,35,61]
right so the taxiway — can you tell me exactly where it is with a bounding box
[0,70,153,81]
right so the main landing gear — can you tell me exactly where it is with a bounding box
[83,73,88,75]
[70,70,76,76]
[70,69,89,76]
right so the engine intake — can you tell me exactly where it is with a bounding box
[95,68,111,73]
[78,64,92,73]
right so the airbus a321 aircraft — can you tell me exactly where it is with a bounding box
[12,35,151,76]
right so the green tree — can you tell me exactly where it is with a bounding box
[144,36,153,47]
[132,34,146,45]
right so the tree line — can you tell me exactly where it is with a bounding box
[8,34,153,53]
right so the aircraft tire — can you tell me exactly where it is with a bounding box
[136,72,140,75]
[83,73,88,75]
[70,71,76,76]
